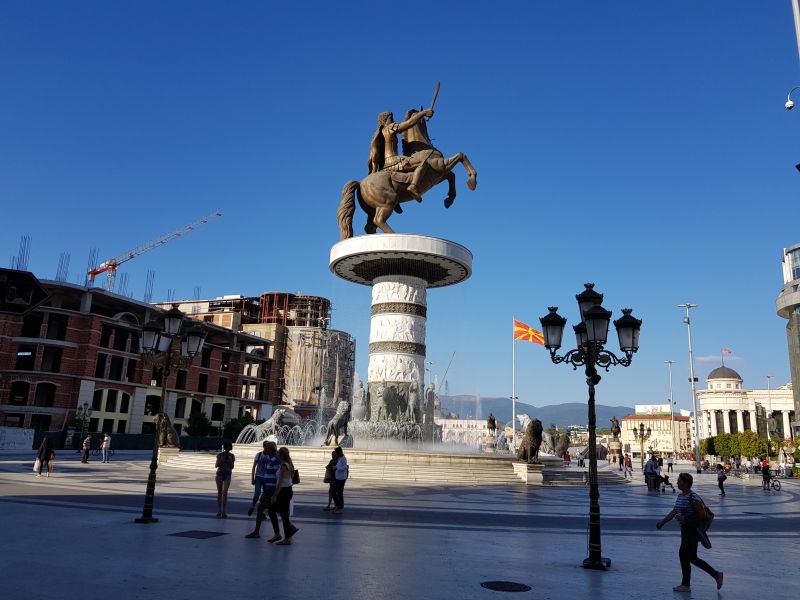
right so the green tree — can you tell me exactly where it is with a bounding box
[714,433,732,458]
[186,412,212,437]
[222,413,255,441]
[700,436,716,456]
[738,430,766,458]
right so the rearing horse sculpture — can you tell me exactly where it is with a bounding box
[337,108,477,240]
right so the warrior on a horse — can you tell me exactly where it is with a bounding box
[337,84,477,240]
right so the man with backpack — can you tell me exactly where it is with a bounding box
[656,472,723,593]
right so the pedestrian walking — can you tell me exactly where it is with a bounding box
[247,441,279,517]
[81,434,91,463]
[716,464,726,496]
[214,441,235,518]
[331,446,349,513]
[656,472,723,593]
[624,453,633,478]
[35,437,53,478]
[269,447,299,545]
[245,441,280,538]
[667,455,674,473]
[101,433,111,463]
[323,450,337,511]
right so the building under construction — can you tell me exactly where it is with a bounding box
[155,293,354,413]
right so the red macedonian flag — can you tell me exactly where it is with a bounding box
[514,320,545,346]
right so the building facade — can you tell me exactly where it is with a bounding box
[0,280,271,434]
[695,366,794,441]
[776,243,800,438]
[620,405,692,460]
[155,292,355,414]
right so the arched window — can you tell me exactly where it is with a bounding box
[144,395,161,416]
[211,403,225,421]
[174,397,187,419]
[190,398,203,415]
[9,381,30,405]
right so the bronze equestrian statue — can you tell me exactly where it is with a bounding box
[517,418,544,464]
[337,84,477,239]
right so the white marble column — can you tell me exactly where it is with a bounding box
[736,410,745,434]
[782,411,792,440]
[749,410,757,433]
[367,276,426,422]
[722,409,731,434]
[709,411,718,436]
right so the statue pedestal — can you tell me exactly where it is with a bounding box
[608,440,622,462]
[513,462,544,484]
[157,446,180,466]
[330,234,472,425]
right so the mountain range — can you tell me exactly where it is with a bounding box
[440,395,633,428]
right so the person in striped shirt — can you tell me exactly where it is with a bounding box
[656,472,723,593]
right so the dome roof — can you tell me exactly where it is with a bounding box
[707,366,742,381]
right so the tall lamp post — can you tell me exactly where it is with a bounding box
[633,422,652,469]
[665,360,676,459]
[136,304,206,524]
[764,374,773,449]
[539,283,642,570]
[678,303,702,473]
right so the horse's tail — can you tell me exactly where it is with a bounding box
[338,180,358,240]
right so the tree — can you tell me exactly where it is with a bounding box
[700,436,716,456]
[186,412,212,437]
[738,430,766,458]
[222,413,255,441]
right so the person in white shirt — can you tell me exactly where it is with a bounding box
[331,446,349,514]
[101,433,111,463]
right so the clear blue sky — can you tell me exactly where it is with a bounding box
[2,2,798,412]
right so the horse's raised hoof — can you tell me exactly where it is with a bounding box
[394,204,403,214]
[467,176,477,191]
[444,196,455,209]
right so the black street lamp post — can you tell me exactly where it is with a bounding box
[539,283,641,570]
[633,422,652,469]
[135,305,206,524]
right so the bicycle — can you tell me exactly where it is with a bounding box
[91,448,115,458]
[762,470,781,491]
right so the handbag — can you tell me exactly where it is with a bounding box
[33,458,41,472]
[292,468,300,485]
[691,495,715,530]
[695,525,712,549]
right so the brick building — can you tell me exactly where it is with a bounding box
[0,280,270,434]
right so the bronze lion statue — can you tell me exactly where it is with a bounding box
[517,418,543,464]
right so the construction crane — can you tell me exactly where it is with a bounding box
[87,211,222,292]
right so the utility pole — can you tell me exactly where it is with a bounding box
[678,303,702,474]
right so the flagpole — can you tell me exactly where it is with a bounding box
[512,316,517,452]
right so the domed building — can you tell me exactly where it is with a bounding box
[696,365,794,440]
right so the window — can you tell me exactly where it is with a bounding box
[41,347,62,373]
[211,403,225,421]
[15,345,36,370]
[105,390,118,413]
[102,418,114,433]
[174,397,186,419]
[120,393,130,414]
[33,383,56,407]
[726,383,731,389]
[100,325,112,348]
[116,420,127,433]
[95,354,108,378]
[92,389,103,411]
[8,381,30,405]
[113,329,129,351]
[144,395,161,416]
[126,359,137,382]
[151,367,162,387]
[21,312,43,338]
[198,373,208,393]
[201,346,212,368]
[109,356,124,381]
[191,398,203,415]
[46,314,68,341]
[129,332,140,354]
[175,370,187,390]
[217,377,228,396]
[221,352,231,372]
[88,417,99,432]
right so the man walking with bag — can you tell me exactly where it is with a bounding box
[656,472,723,593]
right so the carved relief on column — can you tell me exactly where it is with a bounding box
[371,276,427,306]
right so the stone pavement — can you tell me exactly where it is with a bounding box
[0,452,797,600]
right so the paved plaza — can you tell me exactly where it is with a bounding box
[1,451,798,600]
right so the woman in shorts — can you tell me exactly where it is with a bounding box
[214,441,235,518]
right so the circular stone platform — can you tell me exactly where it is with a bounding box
[329,234,472,288]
